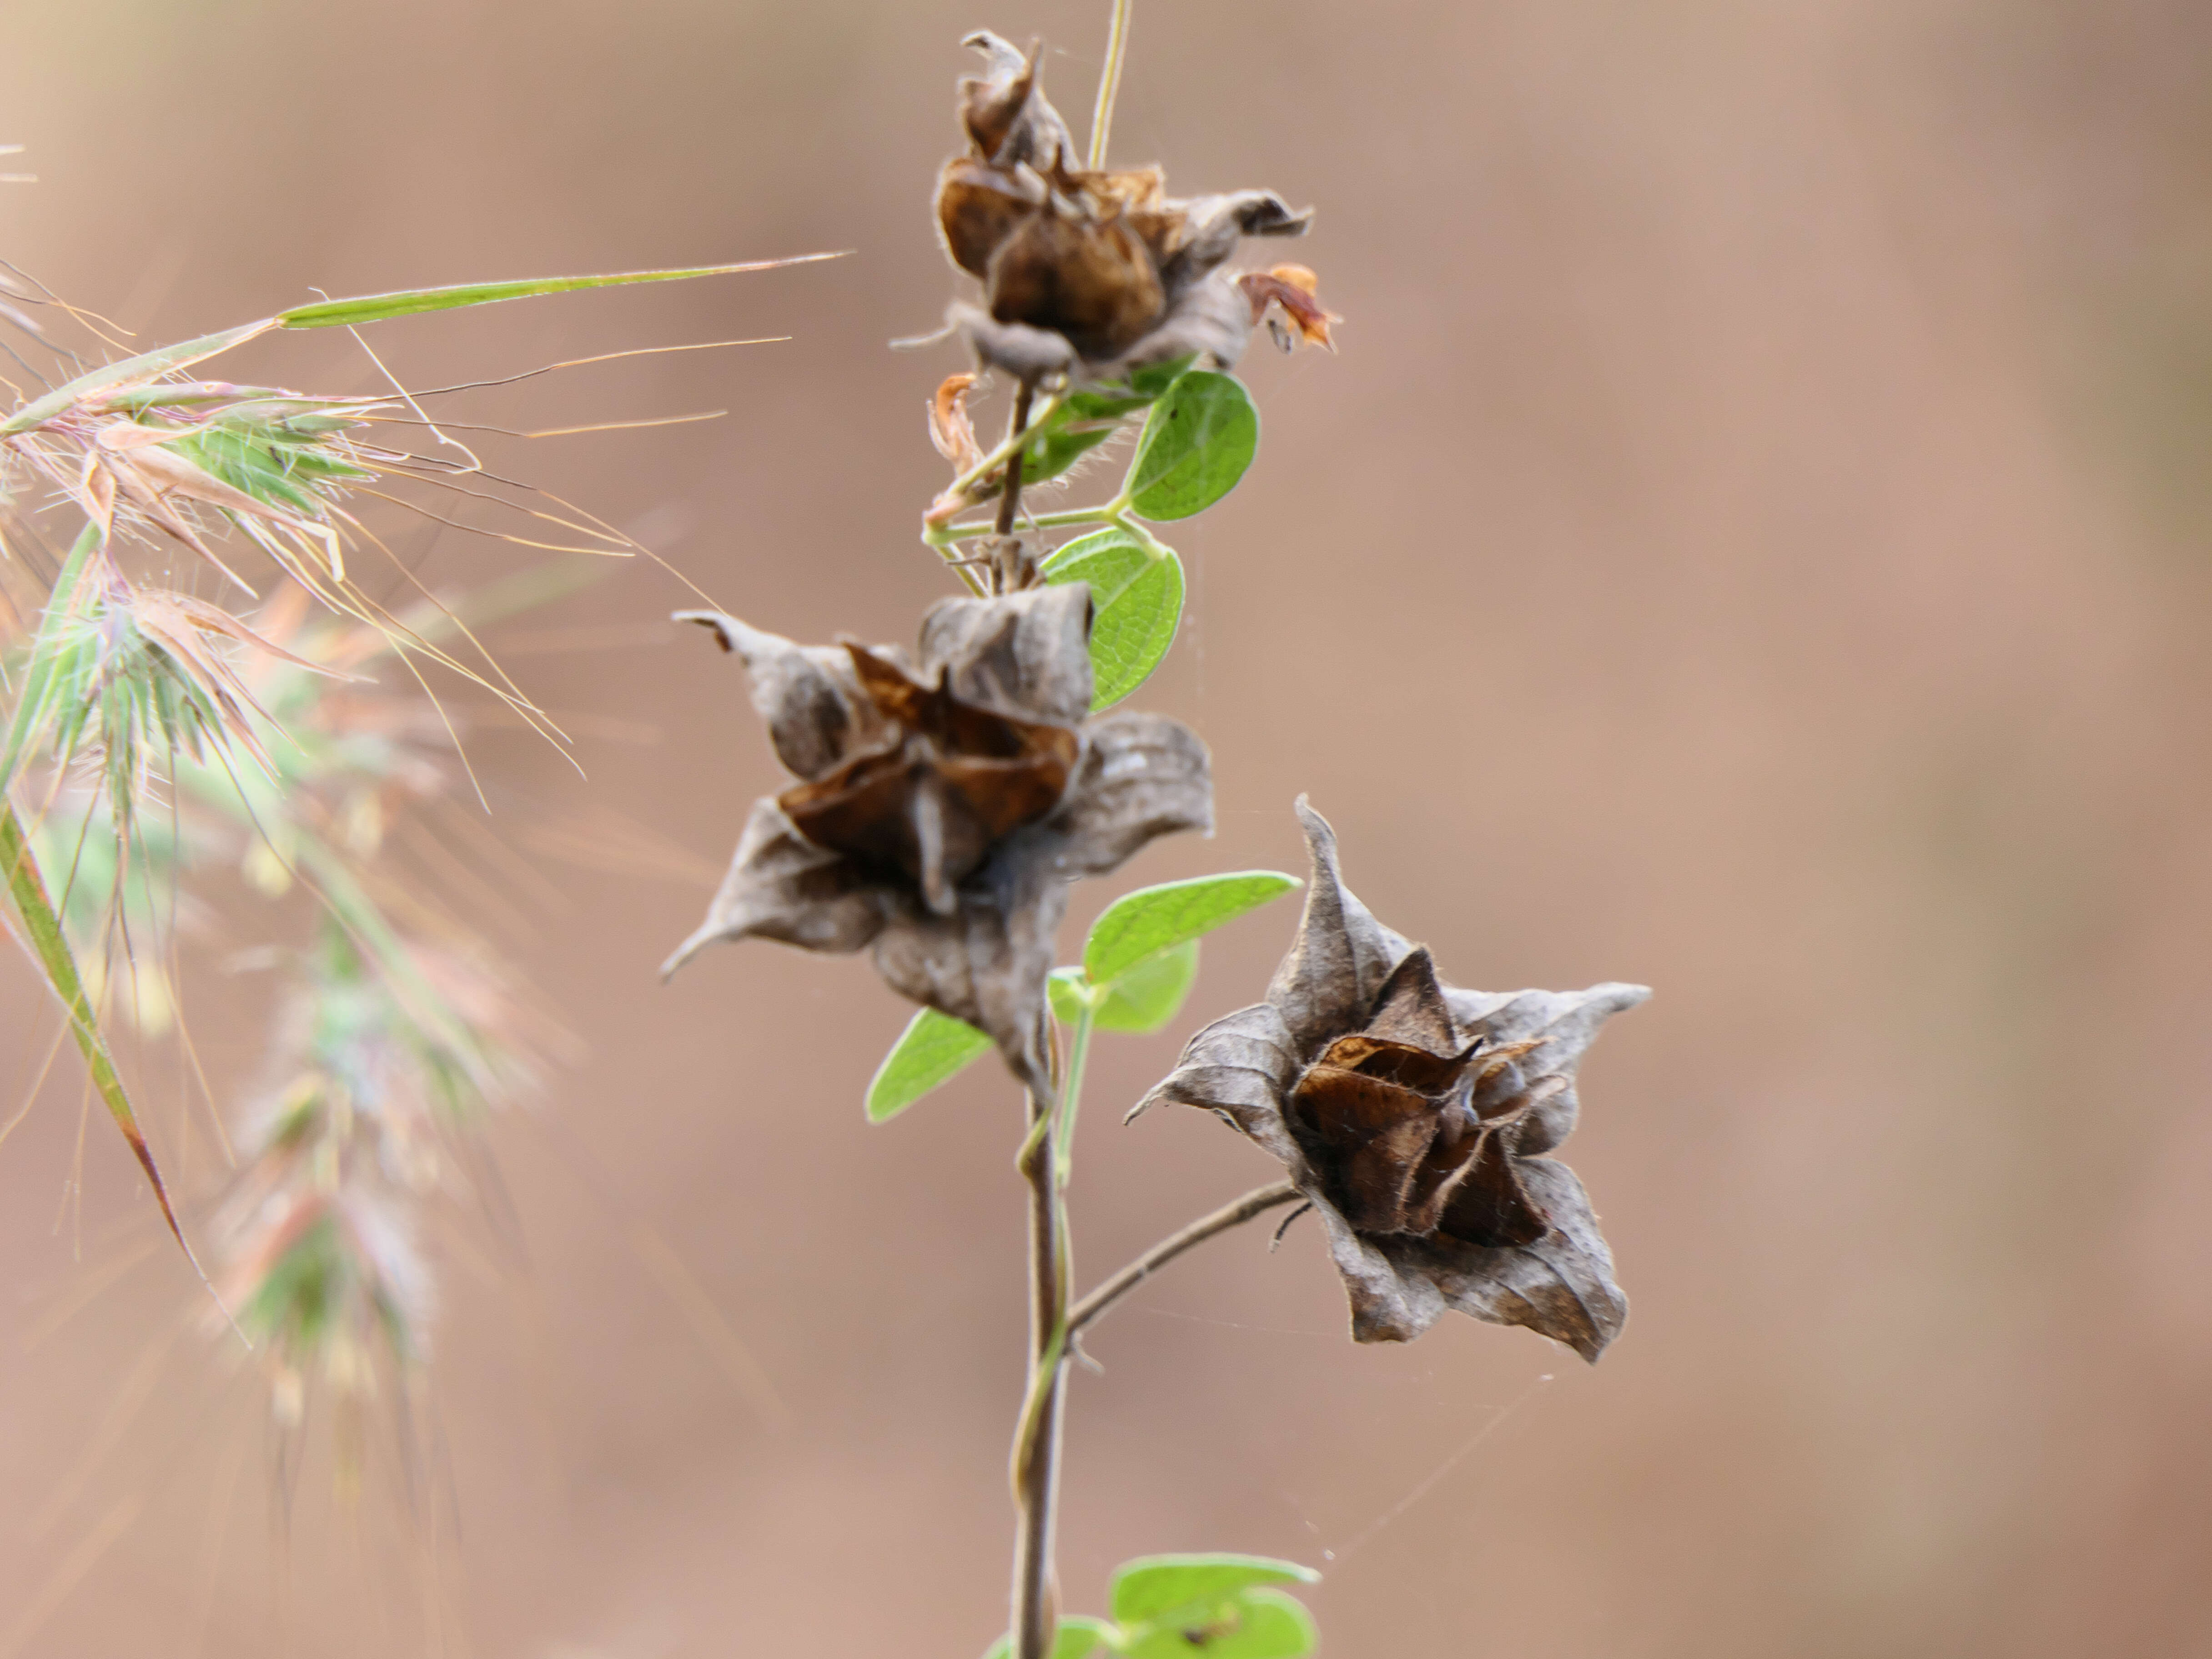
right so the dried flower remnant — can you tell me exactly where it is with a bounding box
[935,32,1324,382]
[1136,799,1647,1358]
[929,372,987,473]
[664,585,1211,1091]
[1237,265,1340,353]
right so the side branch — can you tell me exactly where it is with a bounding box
[1067,1180,1301,1336]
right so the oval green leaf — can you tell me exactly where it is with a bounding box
[1123,371,1258,521]
[1109,1554,1319,1629]
[1128,354,1197,397]
[982,1615,1113,1659]
[1121,1588,1317,1659]
[864,1006,992,1123]
[1083,872,1301,989]
[1041,528,1185,709]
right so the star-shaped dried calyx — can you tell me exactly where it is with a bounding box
[664,586,1212,1094]
[1135,799,1648,1359]
[934,32,1328,382]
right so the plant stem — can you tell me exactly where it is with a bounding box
[1010,1067,1072,1659]
[994,381,1038,543]
[1013,506,1120,533]
[935,498,1175,563]
[1067,1180,1302,1336]
[1005,1052,1292,1655]
[1088,0,1136,171]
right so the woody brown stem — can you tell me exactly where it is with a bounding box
[1010,1061,1071,1659]
[993,380,1036,543]
[1067,1180,1302,1336]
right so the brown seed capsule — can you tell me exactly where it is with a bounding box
[932,32,1324,382]
[1135,799,1648,1359]
[665,586,1213,1094]
[779,643,1083,916]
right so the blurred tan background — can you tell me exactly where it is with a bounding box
[5,0,2212,1653]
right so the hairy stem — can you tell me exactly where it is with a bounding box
[1068,1180,1302,1336]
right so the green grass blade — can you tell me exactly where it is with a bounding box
[0,321,278,436]
[0,799,194,1262]
[274,252,846,330]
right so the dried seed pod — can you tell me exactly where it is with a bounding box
[1136,799,1647,1359]
[666,586,1213,1093]
[932,33,1324,382]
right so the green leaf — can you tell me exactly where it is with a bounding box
[1066,386,1161,420]
[864,1006,993,1123]
[1123,371,1259,522]
[1022,387,1156,486]
[1041,528,1185,709]
[1084,873,1301,988]
[1047,968,1089,1028]
[1024,419,1121,487]
[1128,354,1197,397]
[1050,940,1201,1034]
[982,1615,1114,1659]
[1095,941,1201,1031]
[273,252,842,329]
[1110,1555,1319,1630]
[1121,1589,1317,1659]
